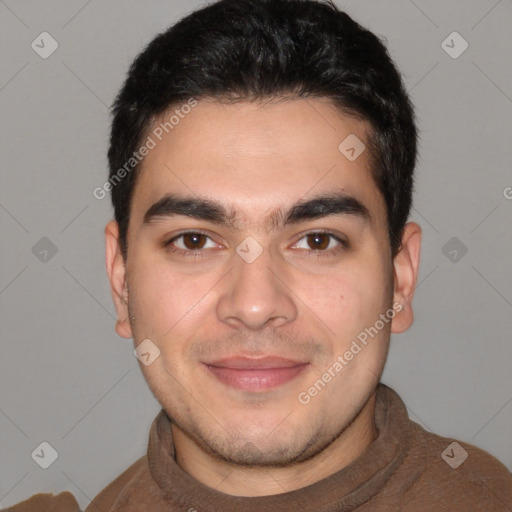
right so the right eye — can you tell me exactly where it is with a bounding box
[164,231,220,257]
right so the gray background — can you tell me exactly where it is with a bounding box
[1,0,511,509]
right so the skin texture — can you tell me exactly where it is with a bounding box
[105,98,421,496]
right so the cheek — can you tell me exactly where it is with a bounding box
[317,263,391,343]
[128,256,223,347]
[128,262,186,336]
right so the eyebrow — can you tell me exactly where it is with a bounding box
[143,190,373,231]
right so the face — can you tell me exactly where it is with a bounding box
[106,98,420,467]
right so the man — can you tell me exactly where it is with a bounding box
[6,0,511,510]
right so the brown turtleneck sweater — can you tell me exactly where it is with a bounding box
[4,384,511,511]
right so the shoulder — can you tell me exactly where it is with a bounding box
[402,420,512,508]
[1,491,81,512]
[1,456,151,512]
[85,455,151,512]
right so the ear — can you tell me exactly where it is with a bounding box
[390,222,422,334]
[105,220,132,339]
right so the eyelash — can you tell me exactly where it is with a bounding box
[163,230,348,259]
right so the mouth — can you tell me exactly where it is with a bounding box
[202,356,310,392]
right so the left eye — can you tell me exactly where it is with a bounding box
[293,232,344,251]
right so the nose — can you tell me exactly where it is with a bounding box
[216,244,298,330]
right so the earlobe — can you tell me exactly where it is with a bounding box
[390,222,422,334]
[105,220,133,339]
[115,318,132,338]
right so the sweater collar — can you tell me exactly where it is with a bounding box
[147,383,411,512]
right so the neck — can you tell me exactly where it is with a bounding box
[171,392,378,497]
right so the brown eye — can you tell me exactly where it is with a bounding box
[306,233,331,250]
[181,233,208,250]
[293,231,347,257]
[165,231,217,253]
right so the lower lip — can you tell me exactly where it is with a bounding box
[204,364,309,392]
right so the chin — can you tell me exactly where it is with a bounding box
[205,435,313,467]
[187,414,330,468]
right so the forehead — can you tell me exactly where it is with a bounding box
[131,98,387,231]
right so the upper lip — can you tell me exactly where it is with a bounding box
[204,356,309,370]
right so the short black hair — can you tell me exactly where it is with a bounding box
[108,0,417,259]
